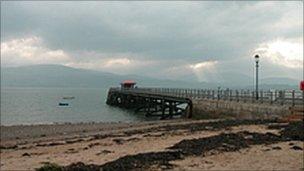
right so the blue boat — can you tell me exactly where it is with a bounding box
[59,103,69,106]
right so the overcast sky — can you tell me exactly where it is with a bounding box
[1,1,303,82]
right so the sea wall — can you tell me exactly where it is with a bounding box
[192,99,292,119]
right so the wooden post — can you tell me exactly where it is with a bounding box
[197,89,200,98]
[270,91,273,104]
[229,90,232,101]
[162,98,165,118]
[147,98,151,115]
[154,99,158,112]
[275,91,277,104]
[236,90,239,102]
[188,100,193,118]
[243,90,246,102]
[169,101,173,118]
[292,90,295,106]
[217,89,220,100]
[280,91,283,105]
[243,90,246,103]
[198,89,200,98]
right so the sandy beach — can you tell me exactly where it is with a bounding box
[1,119,303,170]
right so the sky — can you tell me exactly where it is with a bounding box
[1,1,303,82]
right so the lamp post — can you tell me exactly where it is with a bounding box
[254,54,260,100]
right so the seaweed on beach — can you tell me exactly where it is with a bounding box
[100,151,183,171]
[36,163,62,171]
[123,119,280,136]
[168,131,282,156]
[38,120,303,171]
[54,151,182,171]
[280,121,304,141]
[84,131,282,171]
[63,162,99,171]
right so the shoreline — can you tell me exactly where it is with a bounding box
[0,119,163,128]
[2,119,212,149]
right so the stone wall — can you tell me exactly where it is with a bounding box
[192,99,293,120]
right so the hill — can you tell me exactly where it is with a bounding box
[1,64,299,90]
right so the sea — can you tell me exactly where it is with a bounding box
[1,87,150,126]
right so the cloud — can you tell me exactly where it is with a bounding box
[1,36,71,67]
[1,36,157,75]
[189,61,219,82]
[189,61,218,70]
[162,60,218,82]
[104,58,131,67]
[66,56,157,75]
[255,39,303,68]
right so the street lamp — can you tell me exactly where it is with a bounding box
[254,54,260,100]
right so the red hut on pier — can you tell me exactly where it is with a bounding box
[121,80,136,89]
[300,80,304,91]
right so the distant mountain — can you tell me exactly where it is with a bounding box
[1,64,299,90]
[211,72,253,87]
[0,64,211,88]
[261,77,299,85]
[1,64,122,88]
[211,73,299,90]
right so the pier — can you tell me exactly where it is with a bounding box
[106,87,304,120]
[106,88,193,119]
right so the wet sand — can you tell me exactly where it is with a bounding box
[1,119,303,170]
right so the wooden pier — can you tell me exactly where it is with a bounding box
[106,87,304,119]
[106,88,193,119]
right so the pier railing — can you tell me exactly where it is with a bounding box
[110,87,304,106]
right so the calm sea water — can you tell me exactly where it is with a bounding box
[1,87,149,126]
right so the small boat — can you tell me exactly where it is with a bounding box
[62,96,75,100]
[59,103,69,106]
